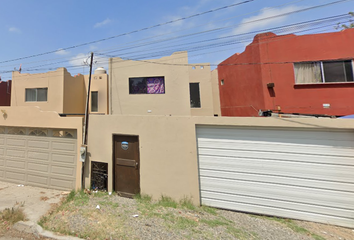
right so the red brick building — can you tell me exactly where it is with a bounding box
[0,81,11,106]
[218,29,354,117]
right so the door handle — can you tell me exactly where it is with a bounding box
[135,162,139,169]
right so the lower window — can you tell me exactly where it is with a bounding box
[25,88,48,102]
[189,83,201,108]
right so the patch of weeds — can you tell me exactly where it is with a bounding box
[179,197,196,211]
[201,205,217,215]
[38,215,48,227]
[92,191,108,198]
[158,195,178,208]
[227,225,253,240]
[0,207,26,224]
[175,216,198,229]
[73,190,90,206]
[65,190,76,203]
[134,193,152,203]
[200,219,229,227]
[263,216,325,240]
[98,200,119,208]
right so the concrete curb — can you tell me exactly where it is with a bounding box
[13,221,83,240]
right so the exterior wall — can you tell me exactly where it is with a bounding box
[84,73,109,114]
[109,52,191,116]
[0,81,11,106]
[0,106,83,189]
[86,114,354,205]
[189,64,214,116]
[211,69,221,116]
[63,73,85,114]
[11,68,66,113]
[218,29,354,116]
[218,44,264,117]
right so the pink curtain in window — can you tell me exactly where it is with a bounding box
[147,77,165,94]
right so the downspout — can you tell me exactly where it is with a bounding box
[81,52,94,189]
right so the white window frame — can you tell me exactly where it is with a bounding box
[25,88,48,102]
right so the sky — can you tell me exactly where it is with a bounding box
[0,0,353,80]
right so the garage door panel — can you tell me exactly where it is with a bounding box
[202,198,354,228]
[199,155,354,183]
[6,159,26,170]
[51,165,75,176]
[202,191,354,219]
[27,162,49,172]
[52,153,76,165]
[27,173,48,186]
[28,140,50,149]
[201,177,354,210]
[5,170,26,182]
[0,137,4,145]
[50,177,75,190]
[200,169,354,192]
[0,148,4,156]
[0,169,3,178]
[198,139,354,159]
[6,138,26,147]
[198,127,354,144]
[197,126,354,228]
[52,141,76,152]
[28,151,50,161]
[0,158,4,166]
[6,149,26,158]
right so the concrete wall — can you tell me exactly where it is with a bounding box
[211,69,221,116]
[86,114,354,204]
[84,73,109,114]
[63,73,85,114]
[0,81,11,106]
[11,68,66,113]
[0,106,83,189]
[218,29,354,116]
[189,64,215,116]
[109,52,191,116]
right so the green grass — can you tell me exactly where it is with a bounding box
[179,197,196,211]
[200,219,229,227]
[157,195,178,208]
[201,205,217,215]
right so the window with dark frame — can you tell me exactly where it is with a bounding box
[189,83,201,108]
[91,91,98,112]
[294,60,354,84]
[129,77,165,94]
[25,88,48,102]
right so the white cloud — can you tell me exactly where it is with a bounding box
[55,49,70,55]
[232,5,303,34]
[8,27,21,33]
[94,18,112,28]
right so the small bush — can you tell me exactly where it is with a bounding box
[0,207,26,224]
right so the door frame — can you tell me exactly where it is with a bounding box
[112,134,140,196]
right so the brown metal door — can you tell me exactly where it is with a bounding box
[113,135,140,197]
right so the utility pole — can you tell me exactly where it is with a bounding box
[81,52,94,189]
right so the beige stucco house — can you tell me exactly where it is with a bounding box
[1,51,354,228]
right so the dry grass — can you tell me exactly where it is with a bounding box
[0,206,27,235]
[40,196,49,201]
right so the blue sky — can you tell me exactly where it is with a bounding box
[0,0,353,80]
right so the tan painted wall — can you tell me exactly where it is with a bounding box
[84,74,109,114]
[189,64,214,116]
[0,106,83,189]
[63,73,85,114]
[109,52,191,116]
[11,68,66,113]
[211,69,221,116]
[86,114,354,204]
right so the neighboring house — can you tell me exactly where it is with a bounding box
[0,81,11,106]
[218,29,354,117]
[109,51,220,116]
[11,67,108,115]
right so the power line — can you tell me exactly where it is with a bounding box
[0,0,255,65]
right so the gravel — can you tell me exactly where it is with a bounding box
[39,193,354,240]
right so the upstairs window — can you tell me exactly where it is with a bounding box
[91,91,98,112]
[25,88,48,102]
[294,60,354,84]
[129,77,165,94]
[189,83,201,108]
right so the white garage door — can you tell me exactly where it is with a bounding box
[0,127,77,190]
[197,126,354,228]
